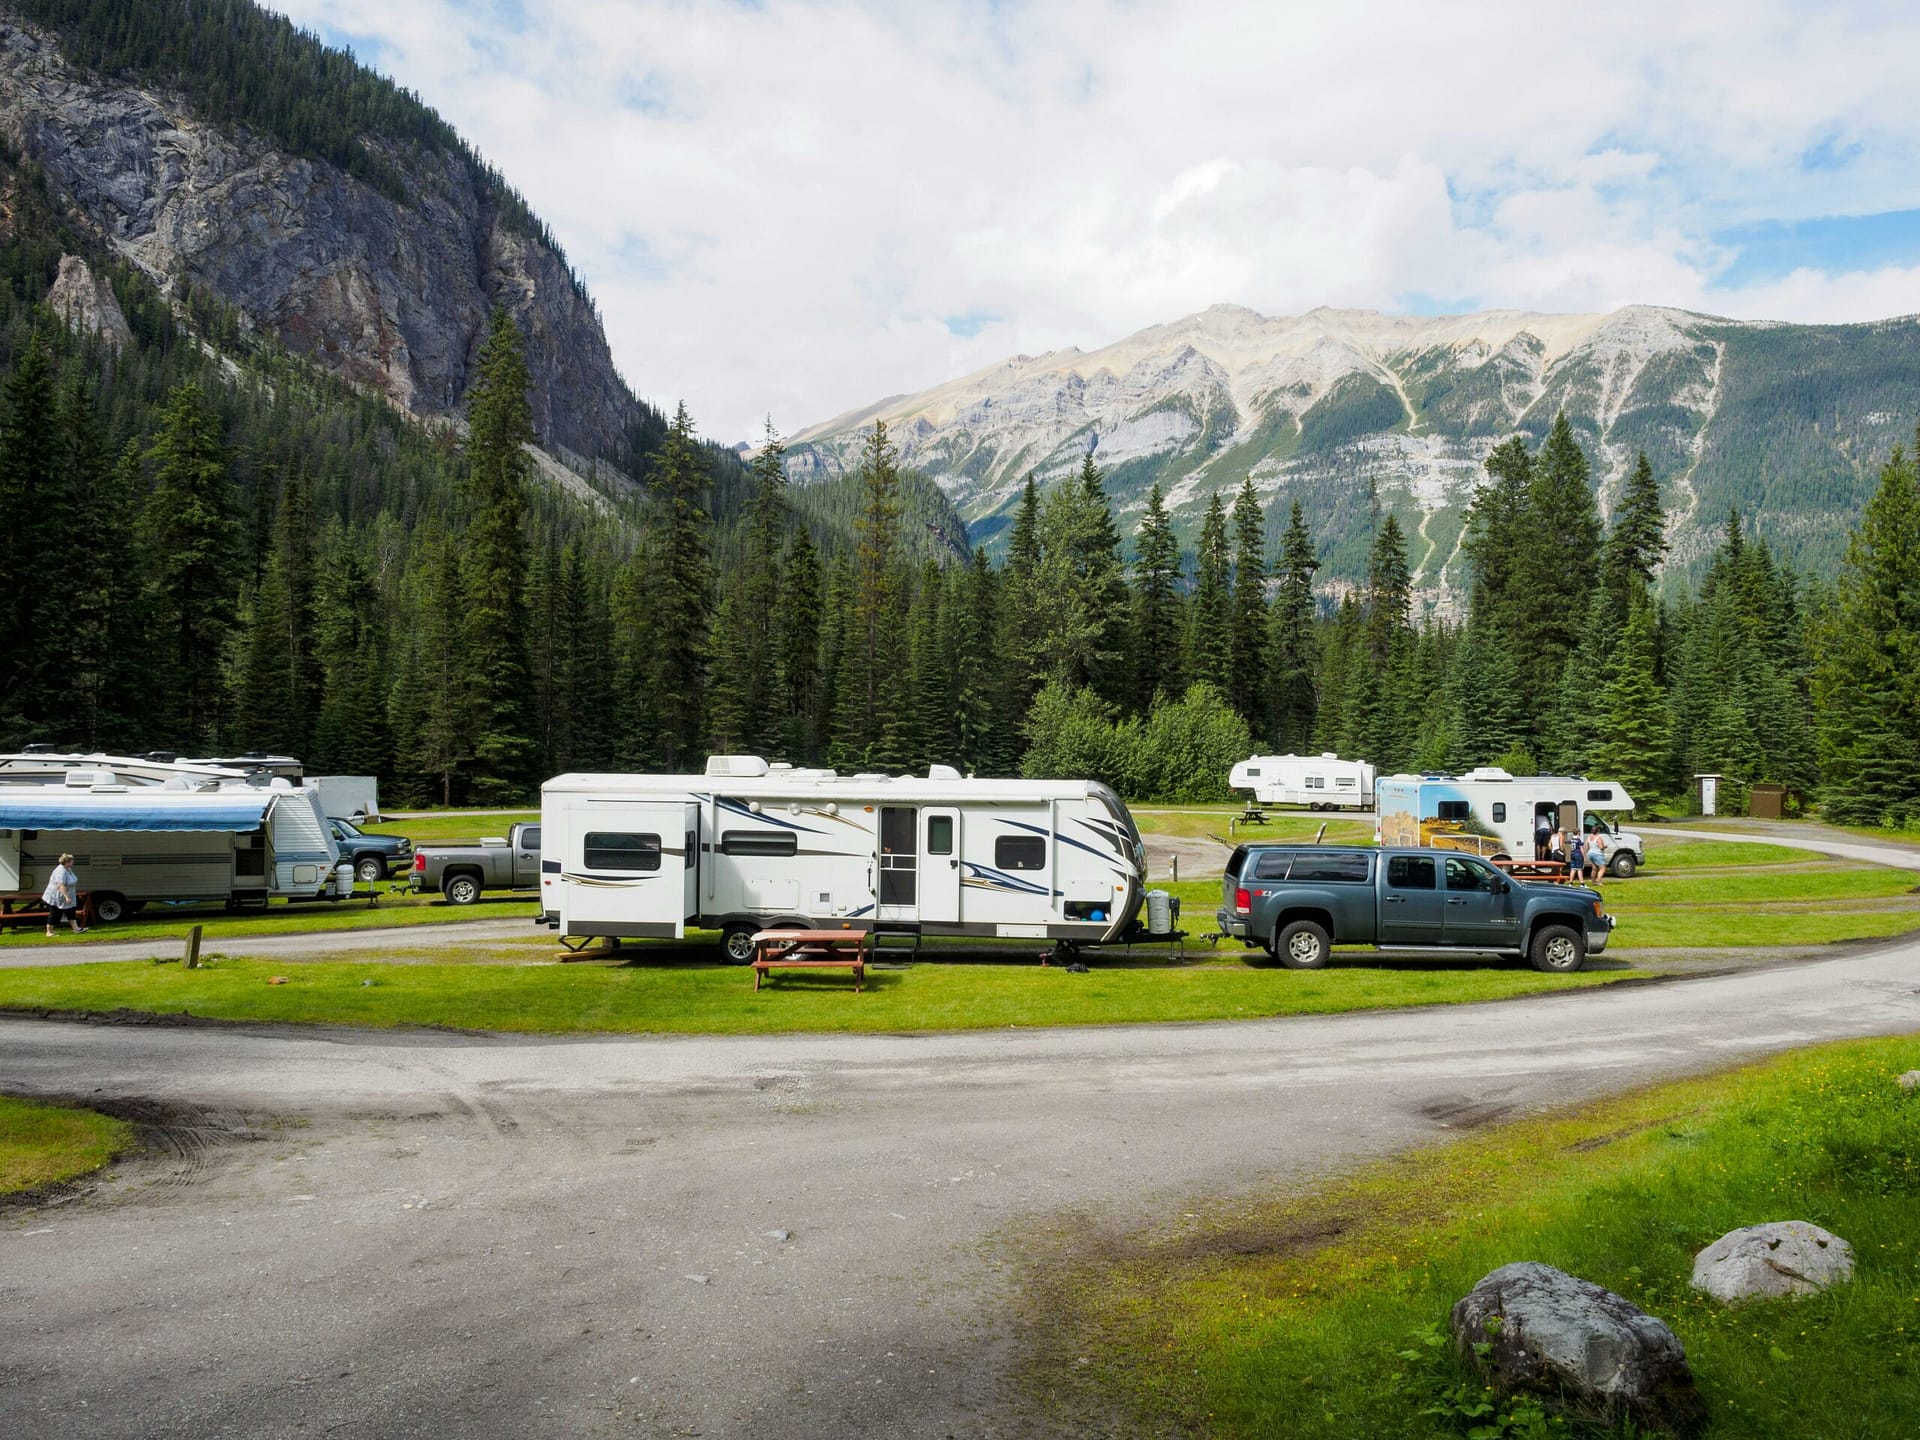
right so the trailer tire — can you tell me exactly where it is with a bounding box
[1274,918,1332,970]
[1608,851,1638,879]
[443,873,482,906]
[355,855,386,883]
[721,923,759,965]
[1529,923,1586,973]
[91,892,128,924]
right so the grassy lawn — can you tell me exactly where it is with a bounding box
[1027,1034,1920,1439]
[362,811,537,844]
[1642,840,1803,869]
[0,953,1645,1036]
[1134,808,1375,845]
[14,891,538,947]
[0,1096,133,1196]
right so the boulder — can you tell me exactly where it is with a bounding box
[1896,1069,1920,1093]
[1691,1221,1853,1303]
[1450,1262,1705,1434]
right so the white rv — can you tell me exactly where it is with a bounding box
[1229,753,1377,810]
[0,749,251,788]
[0,773,351,922]
[1374,769,1646,877]
[541,757,1149,960]
[314,775,381,822]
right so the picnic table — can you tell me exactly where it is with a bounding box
[0,891,98,929]
[750,928,869,992]
[1491,858,1576,884]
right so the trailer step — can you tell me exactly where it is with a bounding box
[868,925,922,960]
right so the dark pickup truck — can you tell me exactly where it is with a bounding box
[1218,844,1614,973]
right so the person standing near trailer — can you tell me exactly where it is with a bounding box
[1565,830,1586,882]
[1585,827,1609,883]
[1534,811,1552,860]
[41,852,84,936]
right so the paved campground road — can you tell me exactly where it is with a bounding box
[3,827,1918,1439]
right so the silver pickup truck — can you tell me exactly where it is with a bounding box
[409,822,541,904]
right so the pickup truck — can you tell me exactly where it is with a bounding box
[328,817,414,884]
[1217,844,1613,973]
[410,822,541,904]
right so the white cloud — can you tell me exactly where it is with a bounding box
[268,0,1920,442]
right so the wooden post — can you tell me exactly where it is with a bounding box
[1171,855,1179,883]
[184,924,203,970]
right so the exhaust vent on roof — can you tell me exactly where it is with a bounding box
[927,764,962,780]
[705,755,770,778]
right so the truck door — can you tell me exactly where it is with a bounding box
[1380,853,1443,944]
[920,807,960,924]
[1442,854,1522,949]
[516,825,541,888]
[877,805,918,921]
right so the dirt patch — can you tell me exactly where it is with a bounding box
[1417,1095,1517,1130]
[2,1093,266,1210]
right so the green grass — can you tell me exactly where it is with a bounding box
[0,953,1644,1036]
[1621,867,1918,906]
[0,1095,133,1195]
[31,891,537,946]
[1133,808,1375,845]
[1644,840,1805,869]
[1028,1034,1920,1439]
[361,811,537,844]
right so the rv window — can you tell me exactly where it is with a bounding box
[1436,801,1470,821]
[927,815,954,855]
[1251,851,1291,880]
[584,832,661,872]
[1387,855,1435,889]
[995,835,1046,871]
[1287,852,1372,883]
[720,830,799,857]
[1336,777,1357,788]
[1586,788,1614,802]
[1492,803,1506,823]
[1244,767,1260,778]
[1305,776,1326,789]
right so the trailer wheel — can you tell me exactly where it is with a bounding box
[1274,918,1332,970]
[91,892,128,924]
[721,923,759,965]
[1529,924,1586,973]
[355,855,386,883]
[443,874,482,906]
[1608,851,1638,879]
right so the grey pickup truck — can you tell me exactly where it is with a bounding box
[409,822,541,905]
[1217,844,1614,973]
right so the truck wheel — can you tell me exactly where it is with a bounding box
[1529,924,1586,973]
[721,923,759,965]
[91,892,128,924]
[1608,851,1638,879]
[355,855,386,883]
[1274,919,1332,970]
[443,874,482,906]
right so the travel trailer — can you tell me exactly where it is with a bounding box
[1374,769,1646,877]
[541,758,1151,960]
[0,772,351,922]
[314,775,381,822]
[0,749,250,788]
[1228,753,1377,810]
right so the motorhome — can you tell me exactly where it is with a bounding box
[1374,769,1646,877]
[0,772,351,922]
[1228,753,1376,810]
[541,758,1151,960]
[0,749,250,788]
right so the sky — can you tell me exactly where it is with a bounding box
[268,0,1920,445]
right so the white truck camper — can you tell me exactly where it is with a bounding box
[1229,753,1377,810]
[0,773,352,922]
[541,757,1152,961]
[1373,768,1646,878]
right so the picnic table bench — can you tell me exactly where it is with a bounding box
[750,929,869,992]
[0,891,98,929]
[1491,858,1576,884]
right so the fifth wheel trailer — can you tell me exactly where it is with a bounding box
[1229,753,1376,810]
[541,757,1151,960]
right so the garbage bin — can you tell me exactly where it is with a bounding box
[1749,783,1786,819]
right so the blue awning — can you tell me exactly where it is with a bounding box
[0,799,274,832]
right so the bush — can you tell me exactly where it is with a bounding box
[1023,681,1251,802]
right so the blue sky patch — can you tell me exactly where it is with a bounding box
[943,307,1004,338]
[1715,208,1920,285]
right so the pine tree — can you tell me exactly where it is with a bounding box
[1129,481,1183,707]
[831,420,909,768]
[734,417,789,752]
[1513,413,1603,706]
[776,523,823,761]
[143,380,241,743]
[1227,476,1269,733]
[1267,499,1319,751]
[907,558,952,767]
[1603,450,1667,612]
[950,548,1002,773]
[1033,451,1127,692]
[1188,492,1231,691]
[1447,616,1527,769]
[1365,512,1411,665]
[0,334,61,735]
[234,468,317,754]
[1591,589,1671,806]
[648,400,716,770]
[1000,475,1045,714]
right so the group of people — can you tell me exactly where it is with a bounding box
[1533,814,1610,883]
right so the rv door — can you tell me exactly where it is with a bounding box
[920,807,960,923]
[877,805,918,920]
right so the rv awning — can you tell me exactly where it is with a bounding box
[0,798,275,832]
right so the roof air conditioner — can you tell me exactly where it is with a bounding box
[704,755,770,778]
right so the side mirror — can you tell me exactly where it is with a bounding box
[1492,876,1510,894]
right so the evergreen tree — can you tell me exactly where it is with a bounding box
[1603,450,1667,611]
[1227,476,1269,733]
[63,392,145,747]
[1187,491,1232,691]
[1032,451,1127,693]
[831,420,909,768]
[1364,512,1411,665]
[1513,413,1602,705]
[647,400,716,770]
[1000,475,1045,715]
[1591,590,1671,807]
[1267,499,1319,751]
[776,523,824,761]
[1446,616,1527,769]
[0,333,60,735]
[950,548,1002,773]
[907,558,952,766]
[234,468,317,755]
[1128,481,1184,707]
[732,417,789,752]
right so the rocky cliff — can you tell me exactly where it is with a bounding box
[0,15,645,468]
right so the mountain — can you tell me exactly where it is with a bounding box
[788,302,1920,601]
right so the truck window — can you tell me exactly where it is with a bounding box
[996,835,1045,871]
[720,830,799,857]
[1436,801,1469,821]
[1386,855,1435,889]
[520,826,541,852]
[1251,852,1291,880]
[1287,852,1372,883]
[585,832,661,872]
[1226,845,1248,880]
[1443,856,1495,892]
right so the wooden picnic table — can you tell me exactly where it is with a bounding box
[1491,858,1576,884]
[750,928,870,992]
[0,891,98,928]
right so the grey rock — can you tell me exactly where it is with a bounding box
[0,18,641,468]
[764,1229,791,1242]
[1896,1069,1920,1093]
[1451,1262,1705,1434]
[46,253,133,350]
[1691,1221,1854,1303]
